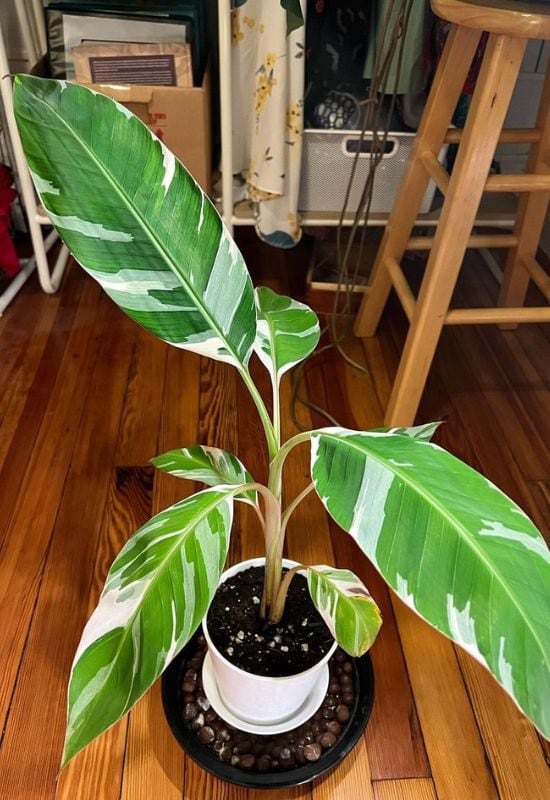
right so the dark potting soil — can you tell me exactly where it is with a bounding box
[206,566,334,677]
[181,634,356,773]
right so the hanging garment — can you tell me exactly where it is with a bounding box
[0,165,19,278]
[230,0,306,247]
[364,0,429,96]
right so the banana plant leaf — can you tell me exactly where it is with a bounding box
[151,445,257,504]
[310,427,550,737]
[254,286,320,389]
[14,76,256,370]
[306,566,382,657]
[63,488,234,765]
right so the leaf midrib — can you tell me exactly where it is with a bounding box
[319,432,550,676]
[23,80,248,368]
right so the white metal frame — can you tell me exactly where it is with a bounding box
[0,2,69,315]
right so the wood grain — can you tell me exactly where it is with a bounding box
[1,233,548,798]
[0,278,103,728]
[393,601,499,800]
[57,467,154,800]
[314,736,375,799]
[0,304,136,799]
[121,347,202,800]
[304,345,431,781]
[373,777,438,800]
[456,650,550,800]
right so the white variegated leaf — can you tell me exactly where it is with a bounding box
[374,421,442,441]
[254,286,320,387]
[306,566,382,657]
[63,487,234,765]
[310,426,550,737]
[14,76,256,370]
[151,445,257,504]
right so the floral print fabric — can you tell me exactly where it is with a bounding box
[230,1,306,247]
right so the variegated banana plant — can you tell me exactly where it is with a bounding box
[14,76,550,766]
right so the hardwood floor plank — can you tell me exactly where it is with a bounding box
[0,278,103,724]
[0,307,136,800]
[304,343,431,781]
[0,279,52,399]
[56,467,153,800]
[456,650,550,800]
[334,322,500,798]
[314,736,375,799]
[120,682,184,800]
[183,357,245,800]
[451,255,549,480]
[527,481,550,543]
[199,357,241,568]
[122,347,201,800]
[373,777,438,800]
[114,327,167,466]
[393,601,499,800]
[0,266,84,534]
[0,282,65,471]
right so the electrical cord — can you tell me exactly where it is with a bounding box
[290,0,416,431]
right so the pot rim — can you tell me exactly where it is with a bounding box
[203,556,337,683]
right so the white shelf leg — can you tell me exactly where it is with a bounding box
[0,21,68,297]
[218,0,234,234]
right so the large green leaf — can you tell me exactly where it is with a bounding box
[306,566,382,657]
[14,76,256,369]
[254,286,320,387]
[310,427,550,737]
[151,445,257,504]
[281,0,305,36]
[63,487,234,765]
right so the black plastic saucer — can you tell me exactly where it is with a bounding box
[161,630,375,790]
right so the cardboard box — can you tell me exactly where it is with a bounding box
[85,67,211,192]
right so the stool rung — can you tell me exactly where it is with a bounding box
[521,255,550,301]
[385,257,416,322]
[485,174,550,192]
[420,151,450,195]
[406,234,518,251]
[445,127,542,144]
[445,307,550,325]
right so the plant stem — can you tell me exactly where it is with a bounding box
[271,565,304,623]
[273,379,281,450]
[279,482,314,536]
[268,430,312,498]
[239,368,278,461]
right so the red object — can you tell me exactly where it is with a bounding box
[0,165,20,278]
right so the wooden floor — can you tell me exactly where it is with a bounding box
[0,244,548,800]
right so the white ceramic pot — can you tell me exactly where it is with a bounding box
[203,557,337,727]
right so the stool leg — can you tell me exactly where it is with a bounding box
[354,25,481,338]
[498,63,550,326]
[385,32,527,426]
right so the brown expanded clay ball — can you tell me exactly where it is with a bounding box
[335,704,351,723]
[303,742,322,761]
[197,726,215,744]
[319,731,337,749]
[181,640,356,773]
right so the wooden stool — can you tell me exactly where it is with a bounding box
[354,0,550,426]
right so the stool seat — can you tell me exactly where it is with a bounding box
[432,0,550,39]
[355,10,550,427]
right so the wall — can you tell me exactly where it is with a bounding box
[1,0,30,71]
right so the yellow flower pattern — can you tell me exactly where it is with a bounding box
[286,101,303,145]
[231,11,244,44]
[231,2,305,246]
